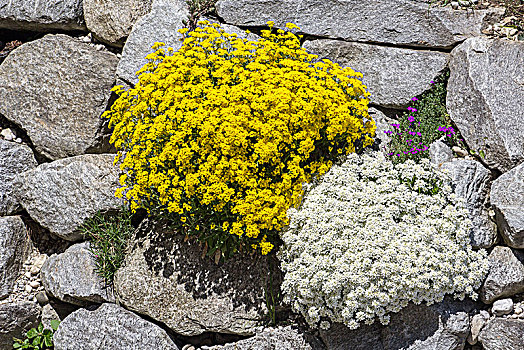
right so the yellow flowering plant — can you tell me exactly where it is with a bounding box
[103,21,375,259]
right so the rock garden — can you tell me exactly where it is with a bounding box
[0,0,523,349]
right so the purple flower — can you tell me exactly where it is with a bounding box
[411,97,418,101]
[408,115,415,122]
[407,107,418,112]
[430,80,435,84]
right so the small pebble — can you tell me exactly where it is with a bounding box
[24,271,32,278]
[25,285,33,293]
[35,292,49,306]
[182,345,196,350]
[492,298,514,316]
[14,137,22,143]
[452,146,468,157]
[30,265,40,275]
[29,281,40,288]
[1,128,15,141]
[515,306,522,314]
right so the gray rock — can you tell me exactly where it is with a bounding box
[54,303,178,350]
[303,39,448,108]
[0,301,41,349]
[116,0,188,86]
[479,318,524,350]
[440,159,497,248]
[201,327,314,350]
[0,216,32,299]
[0,140,37,215]
[468,312,489,345]
[480,246,524,304]
[369,108,395,153]
[83,0,152,47]
[0,34,119,160]
[490,162,524,248]
[41,242,115,306]
[114,220,277,336]
[216,0,502,48]
[0,0,85,31]
[320,298,474,350]
[13,154,123,241]
[430,140,454,167]
[219,22,261,41]
[492,298,514,316]
[447,37,524,172]
[40,304,60,330]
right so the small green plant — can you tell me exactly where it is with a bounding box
[81,207,134,285]
[184,0,217,30]
[13,321,60,349]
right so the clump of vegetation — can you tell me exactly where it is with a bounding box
[13,321,60,349]
[184,0,217,30]
[103,21,375,260]
[81,207,134,285]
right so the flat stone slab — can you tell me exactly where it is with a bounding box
[303,39,448,108]
[41,242,115,306]
[447,37,524,172]
[479,318,524,350]
[13,154,123,241]
[0,34,119,160]
[216,0,503,48]
[54,303,179,350]
[491,162,524,248]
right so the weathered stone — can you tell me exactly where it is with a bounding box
[447,37,524,172]
[83,0,152,47]
[0,301,41,349]
[430,140,454,167]
[0,140,37,215]
[114,220,278,336]
[303,39,448,108]
[480,246,524,304]
[0,34,119,160]
[479,318,524,350]
[0,216,32,300]
[41,242,114,306]
[468,311,489,345]
[54,303,178,350]
[201,327,314,350]
[490,162,524,248]
[492,298,514,316]
[0,0,85,31]
[216,0,502,48]
[13,154,122,241]
[369,108,395,153]
[320,298,474,350]
[440,159,496,248]
[116,0,188,86]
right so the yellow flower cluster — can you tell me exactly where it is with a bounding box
[103,21,375,257]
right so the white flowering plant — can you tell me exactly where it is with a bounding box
[278,151,488,330]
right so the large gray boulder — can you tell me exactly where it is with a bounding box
[216,0,502,49]
[0,140,37,215]
[13,154,123,241]
[41,242,115,306]
[0,34,119,160]
[320,298,474,350]
[0,0,85,31]
[440,159,497,248]
[0,216,32,300]
[116,0,188,86]
[490,162,524,248]
[303,39,448,108]
[479,318,524,350]
[0,301,41,349]
[114,220,278,336]
[480,246,524,304]
[83,0,153,47]
[447,37,524,172]
[54,303,179,350]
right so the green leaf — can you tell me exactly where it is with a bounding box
[42,329,52,336]
[32,336,41,346]
[479,150,486,159]
[44,334,53,347]
[13,341,22,348]
[37,323,43,333]
[26,328,38,339]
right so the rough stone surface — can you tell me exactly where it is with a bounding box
[320,298,474,350]
[201,327,314,350]
[0,0,85,31]
[492,298,514,316]
[0,301,41,349]
[41,242,115,306]
[480,246,524,304]
[369,108,395,153]
[0,140,37,215]
[479,318,524,350]
[54,303,179,350]
[216,0,502,48]
[430,140,454,167]
[13,154,123,241]
[468,311,489,345]
[0,216,32,300]
[116,0,188,86]
[490,162,524,248]
[114,220,278,336]
[0,34,119,160]
[303,39,448,108]
[440,159,497,248]
[83,0,153,47]
[447,37,524,172]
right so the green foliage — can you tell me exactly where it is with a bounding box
[184,0,217,30]
[13,321,60,350]
[80,207,134,285]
